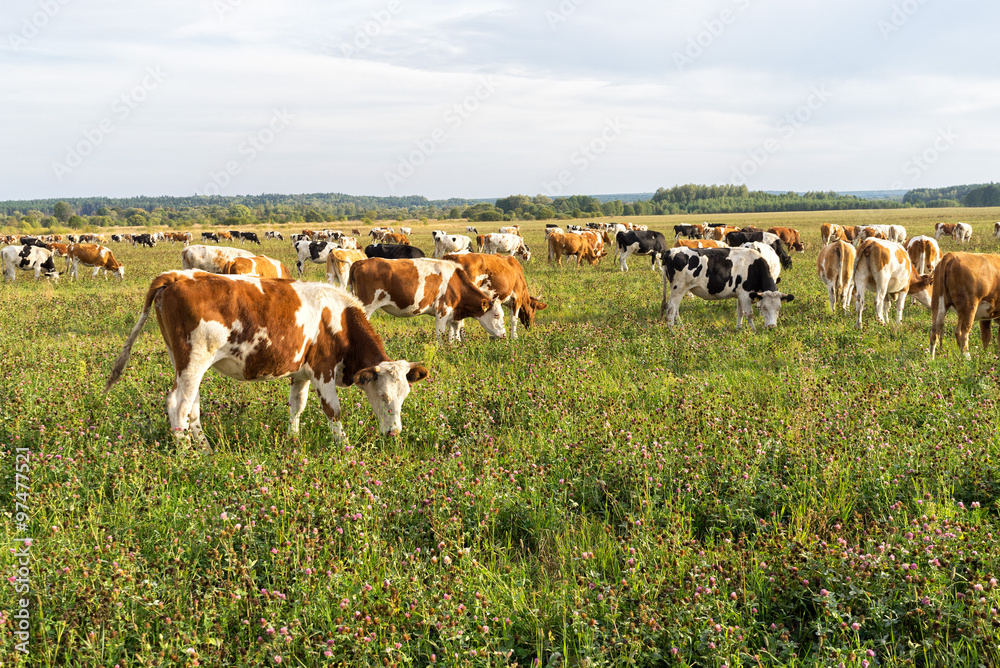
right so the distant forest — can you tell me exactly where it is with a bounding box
[0,183,995,232]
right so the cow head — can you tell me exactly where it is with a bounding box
[353,361,430,437]
[908,273,934,308]
[517,244,531,263]
[749,291,794,328]
[477,298,507,338]
[518,295,548,329]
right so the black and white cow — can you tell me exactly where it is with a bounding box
[18,237,49,249]
[363,244,427,260]
[264,231,284,241]
[132,234,156,248]
[616,230,668,272]
[293,239,338,276]
[658,247,794,329]
[201,232,219,242]
[239,231,261,245]
[2,245,60,281]
[725,231,793,270]
[673,224,704,240]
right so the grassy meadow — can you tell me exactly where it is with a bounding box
[4,208,1000,666]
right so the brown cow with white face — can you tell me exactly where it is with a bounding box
[443,252,547,338]
[105,271,429,449]
[348,257,506,341]
[929,252,1000,359]
[67,243,125,280]
[853,238,932,328]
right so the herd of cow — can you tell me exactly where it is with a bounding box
[6,216,998,449]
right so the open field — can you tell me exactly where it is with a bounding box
[4,208,1000,666]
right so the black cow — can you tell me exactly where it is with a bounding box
[364,244,427,260]
[659,246,794,329]
[725,231,792,270]
[240,231,261,245]
[201,232,219,242]
[132,234,156,248]
[111,234,122,242]
[673,224,704,240]
[616,230,668,272]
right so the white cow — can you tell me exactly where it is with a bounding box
[180,245,255,273]
[481,233,531,263]
[433,234,473,258]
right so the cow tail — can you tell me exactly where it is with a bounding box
[105,274,179,392]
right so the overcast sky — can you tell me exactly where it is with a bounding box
[1,0,996,201]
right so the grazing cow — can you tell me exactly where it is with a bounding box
[466,226,478,234]
[673,224,706,240]
[547,232,600,267]
[67,244,125,280]
[616,230,668,272]
[444,253,547,338]
[381,233,410,245]
[166,232,192,245]
[399,226,412,235]
[934,222,972,243]
[326,248,367,289]
[674,239,727,249]
[335,236,360,251]
[929,252,1000,359]
[239,231,261,245]
[111,234,123,243]
[201,232,219,242]
[294,239,339,276]
[348,257,506,341]
[498,225,521,236]
[817,240,856,312]
[768,227,804,252]
[570,229,611,257]
[821,223,845,245]
[181,245,256,273]
[132,233,156,248]
[363,244,426,260]
[705,225,739,242]
[3,245,60,281]
[48,242,70,258]
[265,230,284,241]
[906,236,942,276]
[853,238,932,328]
[105,271,430,448]
[659,247,793,329]
[224,255,291,278]
[481,233,531,263]
[433,234,473,258]
[993,222,1000,239]
[352,228,363,236]
[725,231,793,270]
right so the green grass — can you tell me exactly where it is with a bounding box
[3,210,1000,666]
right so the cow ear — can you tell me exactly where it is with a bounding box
[406,363,429,384]
[775,277,781,285]
[533,299,548,310]
[353,367,379,386]
[480,298,490,313]
[748,291,762,302]
[781,293,795,302]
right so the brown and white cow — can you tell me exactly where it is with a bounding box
[181,245,255,273]
[842,226,860,242]
[216,231,234,240]
[547,232,600,267]
[167,232,193,245]
[929,252,1000,359]
[105,271,429,449]
[348,257,506,341]
[706,225,739,242]
[768,227,804,252]
[482,233,531,263]
[325,248,367,289]
[906,236,942,276]
[816,240,856,313]
[674,238,727,249]
[224,255,291,278]
[444,253,547,338]
[498,225,521,236]
[935,222,972,243]
[381,233,410,245]
[993,222,1000,239]
[67,243,125,280]
[571,229,611,257]
[820,223,844,245]
[853,238,932,328]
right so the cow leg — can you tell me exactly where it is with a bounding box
[826,284,837,312]
[314,381,347,443]
[187,388,210,452]
[855,288,865,329]
[70,258,79,280]
[955,309,976,360]
[92,265,101,279]
[288,377,311,435]
[166,368,209,453]
[980,320,992,354]
[509,305,519,339]
[893,291,907,323]
[929,295,947,359]
[737,293,756,331]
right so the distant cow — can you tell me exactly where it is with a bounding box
[380,233,410,246]
[853,238,932,328]
[363,244,426,260]
[616,230,667,271]
[348,257,506,341]
[659,247,793,329]
[499,225,521,236]
[929,252,1000,359]
[935,222,972,243]
[181,245,256,273]
[481,233,531,263]
[820,223,845,245]
[67,244,125,280]
[673,224,706,240]
[993,222,1000,239]
[239,231,261,245]
[705,225,739,242]
[768,227,804,252]
[294,240,338,276]
[2,245,59,281]
[817,240,856,313]
[105,270,430,448]
[132,234,156,248]
[674,239,727,250]
[265,231,284,241]
[201,232,219,242]
[399,226,412,235]
[906,235,942,276]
